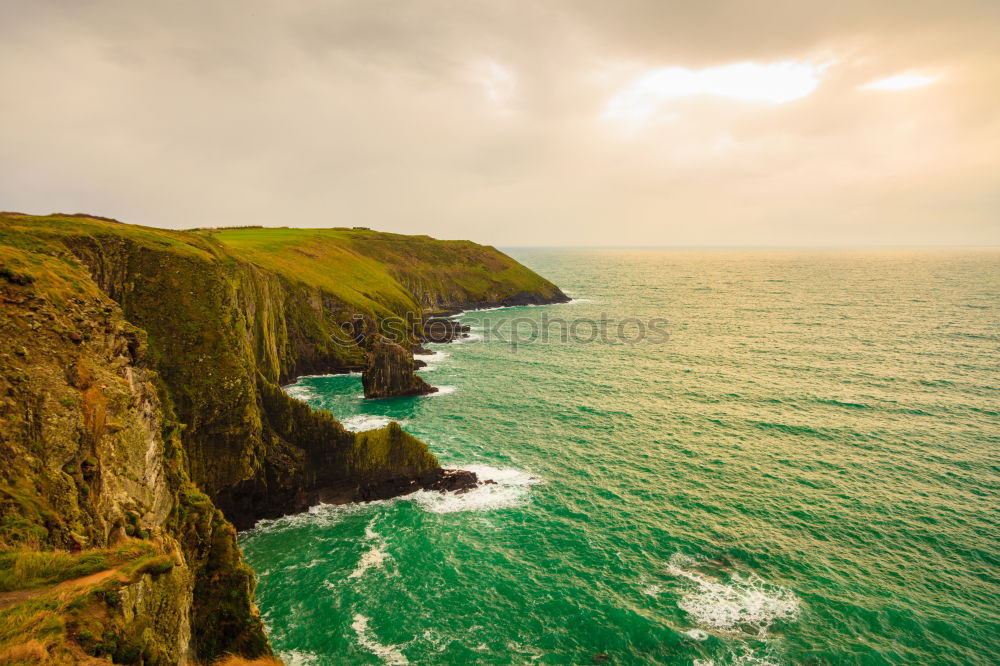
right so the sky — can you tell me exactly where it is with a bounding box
[1,0,998,246]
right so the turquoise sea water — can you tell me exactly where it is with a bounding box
[240,249,1000,665]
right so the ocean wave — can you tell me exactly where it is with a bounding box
[341,415,405,432]
[352,614,409,665]
[409,464,541,514]
[426,386,457,396]
[241,501,368,536]
[243,465,539,539]
[667,553,800,636]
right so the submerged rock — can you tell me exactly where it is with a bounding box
[362,335,438,398]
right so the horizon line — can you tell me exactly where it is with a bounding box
[499,244,1000,250]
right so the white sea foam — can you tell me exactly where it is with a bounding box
[341,415,404,432]
[284,384,317,401]
[684,629,708,641]
[426,386,457,396]
[243,465,540,538]
[667,553,800,635]
[449,333,482,344]
[243,500,367,535]
[348,518,389,579]
[348,545,388,579]
[409,464,541,514]
[280,649,320,666]
[415,350,449,372]
[642,584,662,597]
[352,614,409,665]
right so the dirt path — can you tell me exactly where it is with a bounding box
[0,568,121,611]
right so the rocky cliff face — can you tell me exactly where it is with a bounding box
[0,213,568,663]
[0,246,267,663]
[362,335,437,398]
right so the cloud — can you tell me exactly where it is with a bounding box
[0,0,997,245]
[604,61,829,120]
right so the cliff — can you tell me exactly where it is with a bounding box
[0,213,567,663]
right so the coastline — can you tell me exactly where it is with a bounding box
[0,213,569,663]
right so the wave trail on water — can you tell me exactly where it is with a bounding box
[348,518,389,580]
[352,614,409,665]
[667,553,801,636]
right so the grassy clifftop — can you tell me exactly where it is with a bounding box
[0,214,565,321]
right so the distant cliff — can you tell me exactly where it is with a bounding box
[0,213,566,663]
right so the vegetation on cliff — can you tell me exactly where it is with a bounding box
[0,212,566,663]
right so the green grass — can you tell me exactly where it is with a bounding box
[0,212,219,261]
[0,542,155,593]
[206,227,420,317]
[207,226,563,316]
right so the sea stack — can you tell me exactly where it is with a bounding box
[362,334,438,398]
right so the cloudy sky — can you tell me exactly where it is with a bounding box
[2,1,998,246]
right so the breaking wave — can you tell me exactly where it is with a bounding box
[409,464,541,514]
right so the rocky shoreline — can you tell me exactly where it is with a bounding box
[289,468,488,512]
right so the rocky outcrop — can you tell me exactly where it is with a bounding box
[362,335,438,398]
[354,467,481,502]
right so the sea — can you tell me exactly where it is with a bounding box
[239,248,999,665]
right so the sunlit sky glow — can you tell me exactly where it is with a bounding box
[1,1,998,247]
[605,62,828,119]
[860,74,939,90]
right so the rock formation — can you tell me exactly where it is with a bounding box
[362,335,438,398]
